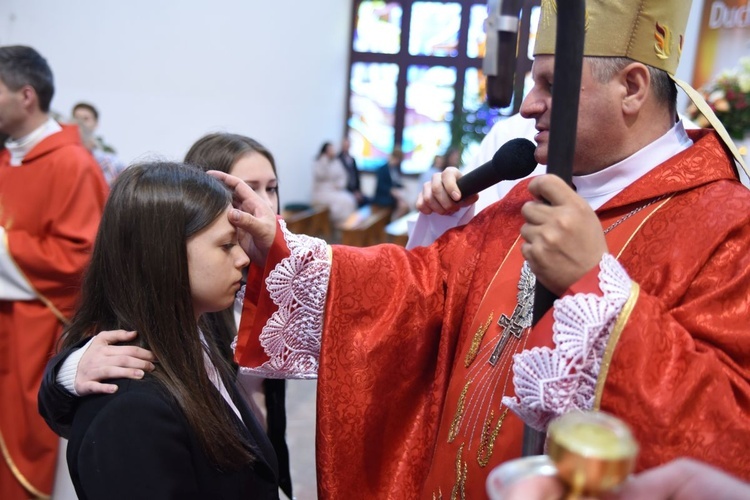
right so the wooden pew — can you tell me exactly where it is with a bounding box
[282,205,332,239]
[340,205,392,247]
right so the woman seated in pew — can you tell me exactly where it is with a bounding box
[310,141,357,227]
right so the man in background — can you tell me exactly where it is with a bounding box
[71,101,116,153]
[72,101,126,184]
[0,45,107,499]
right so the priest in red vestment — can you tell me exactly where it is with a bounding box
[218,0,750,497]
[0,46,107,499]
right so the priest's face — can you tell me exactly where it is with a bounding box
[520,56,624,175]
[0,79,27,139]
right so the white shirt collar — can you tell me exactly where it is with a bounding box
[573,120,693,210]
[4,118,62,166]
[199,330,245,425]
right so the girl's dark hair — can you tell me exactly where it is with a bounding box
[60,162,253,469]
[185,132,279,212]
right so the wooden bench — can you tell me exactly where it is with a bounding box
[282,205,332,239]
[340,205,392,247]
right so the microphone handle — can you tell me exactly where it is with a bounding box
[455,166,497,200]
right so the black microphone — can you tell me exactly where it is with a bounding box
[484,0,523,108]
[456,138,537,200]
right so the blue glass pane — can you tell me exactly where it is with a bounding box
[353,1,403,54]
[409,2,462,57]
[348,62,399,170]
[467,4,488,58]
[402,65,456,174]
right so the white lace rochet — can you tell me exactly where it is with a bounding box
[236,220,329,379]
[502,254,632,431]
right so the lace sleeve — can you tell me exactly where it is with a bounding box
[502,254,634,431]
[238,220,331,379]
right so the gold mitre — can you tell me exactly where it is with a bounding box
[533,0,748,177]
[534,0,690,75]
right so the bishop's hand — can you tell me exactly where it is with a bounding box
[416,167,479,215]
[208,170,277,268]
[520,175,607,295]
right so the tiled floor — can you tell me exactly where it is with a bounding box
[285,379,318,499]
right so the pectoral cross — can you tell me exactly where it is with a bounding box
[488,304,528,366]
[488,262,535,366]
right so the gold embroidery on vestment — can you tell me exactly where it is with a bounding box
[450,444,467,500]
[448,380,471,442]
[465,313,493,367]
[594,281,640,409]
[477,407,510,467]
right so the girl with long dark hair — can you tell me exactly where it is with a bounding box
[61,162,279,498]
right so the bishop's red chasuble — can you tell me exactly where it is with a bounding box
[0,126,107,499]
[238,130,750,498]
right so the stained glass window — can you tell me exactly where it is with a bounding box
[354,1,403,54]
[348,62,400,170]
[467,4,488,58]
[408,2,462,57]
[402,65,457,173]
[347,0,541,173]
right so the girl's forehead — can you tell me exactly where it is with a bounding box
[230,151,275,180]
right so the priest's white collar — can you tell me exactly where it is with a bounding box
[4,117,62,166]
[573,120,693,210]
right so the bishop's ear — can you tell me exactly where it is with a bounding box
[620,63,651,115]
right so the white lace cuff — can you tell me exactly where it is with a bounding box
[238,220,330,379]
[502,254,632,431]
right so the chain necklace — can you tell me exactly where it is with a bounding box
[602,195,666,234]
